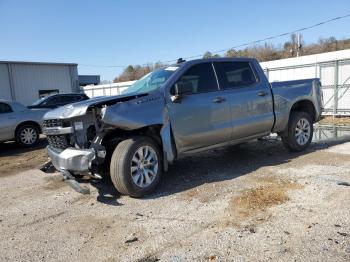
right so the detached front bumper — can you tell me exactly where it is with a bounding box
[47,146,96,172]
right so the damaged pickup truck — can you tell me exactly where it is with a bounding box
[42,58,323,197]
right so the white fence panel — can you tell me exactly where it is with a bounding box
[262,53,350,115]
[80,81,136,98]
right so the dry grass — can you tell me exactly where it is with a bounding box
[319,116,350,126]
[229,177,302,219]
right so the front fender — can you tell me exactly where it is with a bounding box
[101,92,177,169]
[101,93,164,130]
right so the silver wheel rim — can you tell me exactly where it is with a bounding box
[20,127,37,145]
[295,118,311,146]
[131,145,158,188]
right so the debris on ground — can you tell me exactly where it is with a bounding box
[337,232,348,237]
[337,181,350,186]
[125,236,138,244]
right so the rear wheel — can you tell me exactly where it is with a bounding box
[110,137,163,198]
[15,124,40,147]
[281,111,313,152]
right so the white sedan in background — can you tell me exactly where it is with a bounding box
[0,99,48,147]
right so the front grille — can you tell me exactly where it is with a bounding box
[47,135,69,149]
[43,119,63,128]
[44,119,71,149]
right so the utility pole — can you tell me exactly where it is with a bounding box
[296,33,301,57]
[289,33,302,57]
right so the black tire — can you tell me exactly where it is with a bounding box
[281,111,313,152]
[15,124,40,147]
[110,136,163,198]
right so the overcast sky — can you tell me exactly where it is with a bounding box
[0,0,350,81]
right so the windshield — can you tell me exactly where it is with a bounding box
[122,67,178,95]
[31,97,47,106]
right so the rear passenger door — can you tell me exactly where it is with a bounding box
[167,62,232,152]
[214,61,274,140]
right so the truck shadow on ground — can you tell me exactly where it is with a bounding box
[90,133,350,205]
[91,177,123,206]
[147,137,350,199]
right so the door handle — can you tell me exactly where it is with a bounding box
[213,97,226,103]
[258,91,268,97]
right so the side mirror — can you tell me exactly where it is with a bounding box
[171,83,192,102]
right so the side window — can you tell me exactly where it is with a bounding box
[44,96,62,106]
[0,102,13,114]
[174,63,219,94]
[75,95,86,101]
[75,95,83,101]
[215,62,257,89]
[61,95,76,103]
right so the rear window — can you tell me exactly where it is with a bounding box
[215,62,257,89]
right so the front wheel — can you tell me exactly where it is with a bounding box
[110,137,163,198]
[281,111,313,152]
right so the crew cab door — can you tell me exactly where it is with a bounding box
[0,102,17,140]
[167,62,231,152]
[214,61,274,139]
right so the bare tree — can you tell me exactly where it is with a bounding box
[113,35,350,81]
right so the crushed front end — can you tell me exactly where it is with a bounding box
[42,109,107,193]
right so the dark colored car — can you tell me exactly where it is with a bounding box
[28,93,89,109]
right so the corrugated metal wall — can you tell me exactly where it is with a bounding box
[0,64,12,100]
[0,62,78,105]
[10,64,73,105]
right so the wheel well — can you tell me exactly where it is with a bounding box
[15,121,42,135]
[101,125,163,171]
[290,100,316,122]
[103,125,163,148]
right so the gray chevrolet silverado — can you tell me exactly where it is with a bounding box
[42,58,323,197]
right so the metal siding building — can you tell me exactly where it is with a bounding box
[0,61,78,105]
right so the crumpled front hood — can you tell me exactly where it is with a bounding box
[43,93,146,120]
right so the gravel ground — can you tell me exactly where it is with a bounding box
[0,131,349,261]
[0,138,48,177]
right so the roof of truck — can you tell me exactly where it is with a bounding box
[175,57,259,66]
